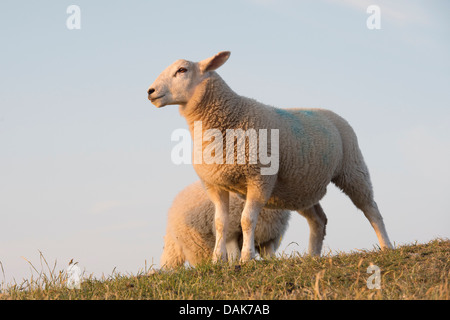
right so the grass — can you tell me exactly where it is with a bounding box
[0,238,448,300]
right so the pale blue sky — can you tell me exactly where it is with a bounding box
[1,0,449,285]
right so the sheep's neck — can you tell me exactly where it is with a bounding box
[181,74,244,133]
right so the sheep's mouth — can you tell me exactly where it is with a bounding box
[149,95,165,102]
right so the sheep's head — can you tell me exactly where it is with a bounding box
[147,51,230,108]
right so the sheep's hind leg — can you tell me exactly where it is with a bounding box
[333,170,393,250]
[297,203,327,256]
[359,201,393,250]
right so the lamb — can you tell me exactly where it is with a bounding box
[160,180,293,269]
[147,51,393,263]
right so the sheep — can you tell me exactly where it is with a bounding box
[147,51,393,263]
[160,180,295,269]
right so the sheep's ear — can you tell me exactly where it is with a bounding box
[199,51,231,73]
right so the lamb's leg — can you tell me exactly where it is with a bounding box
[297,203,327,256]
[258,240,276,258]
[205,184,230,263]
[226,238,241,263]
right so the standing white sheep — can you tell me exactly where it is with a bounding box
[160,180,294,269]
[148,51,393,263]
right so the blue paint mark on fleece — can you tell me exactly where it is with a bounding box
[274,108,304,137]
[300,110,315,117]
[322,153,329,165]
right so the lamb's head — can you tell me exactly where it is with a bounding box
[147,51,230,108]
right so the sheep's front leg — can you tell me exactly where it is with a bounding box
[240,198,265,263]
[205,185,230,263]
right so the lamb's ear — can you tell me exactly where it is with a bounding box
[199,51,231,73]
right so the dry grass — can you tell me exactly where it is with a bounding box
[1,238,448,300]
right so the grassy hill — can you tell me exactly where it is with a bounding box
[1,238,448,300]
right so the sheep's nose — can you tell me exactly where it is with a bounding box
[148,88,155,95]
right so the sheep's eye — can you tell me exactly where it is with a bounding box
[175,67,187,76]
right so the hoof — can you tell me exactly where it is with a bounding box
[239,251,255,263]
[212,251,227,263]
